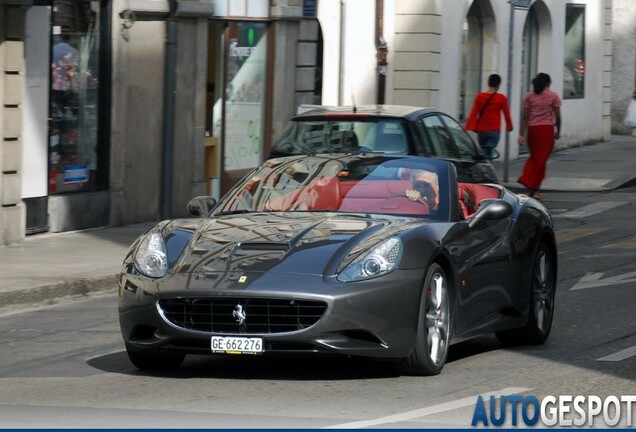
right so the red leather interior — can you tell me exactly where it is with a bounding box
[339,180,418,214]
[457,183,501,218]
[362,196,429,214]
[270,179,503,218]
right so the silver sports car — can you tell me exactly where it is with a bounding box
[118,154,557,375]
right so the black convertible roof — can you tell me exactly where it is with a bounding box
[294,104,438,119]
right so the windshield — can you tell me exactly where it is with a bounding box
[272,118,410,156]
[215,154,451,221]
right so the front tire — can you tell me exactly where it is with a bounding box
[497,240,556,345]
[126,347,185,371]
[400,263,451,376]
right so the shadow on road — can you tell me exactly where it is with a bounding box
[87,336,504,381]
[88,351,400,380]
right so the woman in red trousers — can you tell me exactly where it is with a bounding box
[517,73,561,200]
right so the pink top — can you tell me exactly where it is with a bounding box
[523,89,561,126]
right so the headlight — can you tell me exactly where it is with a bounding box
[133,232,168,278]
[337,237,402,282]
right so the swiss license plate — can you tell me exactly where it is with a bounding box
[211,336,263,354]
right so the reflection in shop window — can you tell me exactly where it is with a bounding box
[49,1,100,194]
[222,22,268,171]
[564,4,585,99]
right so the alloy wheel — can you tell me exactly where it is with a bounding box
[533,248,554,334]
[425,272,449,366]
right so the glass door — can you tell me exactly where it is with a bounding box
[222,22,268,189]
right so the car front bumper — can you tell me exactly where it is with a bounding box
[118,269,426,359]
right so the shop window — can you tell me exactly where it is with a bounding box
[222,22,268,171]
[49,2,101,193]
[564,4,585,99]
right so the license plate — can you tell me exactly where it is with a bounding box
[211,336,263,354]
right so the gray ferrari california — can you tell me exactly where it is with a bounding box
[118,154,557,375]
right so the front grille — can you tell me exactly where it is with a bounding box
[158,297,327,334]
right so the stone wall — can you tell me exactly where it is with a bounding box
[109,15,165,226]
[270,18,322,145]
[392,0,441,108]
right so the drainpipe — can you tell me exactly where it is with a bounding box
[338,0,346,105]
[375,0,387,104]
[161,0,178,219]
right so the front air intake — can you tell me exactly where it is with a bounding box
[158,297,327,334]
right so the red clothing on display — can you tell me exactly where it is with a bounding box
[465,92,513,133]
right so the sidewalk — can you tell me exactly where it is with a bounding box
[0,222,156,312]
[1,135,635,312]
[494,134,636,193]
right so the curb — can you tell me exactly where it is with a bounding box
[0,274,119,312]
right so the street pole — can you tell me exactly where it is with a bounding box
[504,2,514,183]
[504,0,530,183]
[375,0,387,104]
[338,0,346,106]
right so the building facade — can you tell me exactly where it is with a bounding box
[0,4,26,245]
[0,0,633,245]
[611,0,636,133]
[1,0,322,245]
[319,0,614,158]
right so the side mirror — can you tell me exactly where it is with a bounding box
[481,147,500,160]
[187,196,217,217]
[468,199,513,229]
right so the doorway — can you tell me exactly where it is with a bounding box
[205,22,224,200]
[205,21,270,198]
[460,0,497,122]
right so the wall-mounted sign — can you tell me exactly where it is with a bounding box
[303,0,317,17]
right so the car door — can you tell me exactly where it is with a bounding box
[447,209,513,336]
[415,114,498,183]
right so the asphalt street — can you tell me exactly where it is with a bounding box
[0,134,635,313]
[0,134,635,428]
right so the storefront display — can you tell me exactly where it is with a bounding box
[49,2,101,194]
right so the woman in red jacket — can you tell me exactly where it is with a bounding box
[517,73,562,200]
[465,74,514,158]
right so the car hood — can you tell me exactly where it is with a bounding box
[164,212,417,277]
